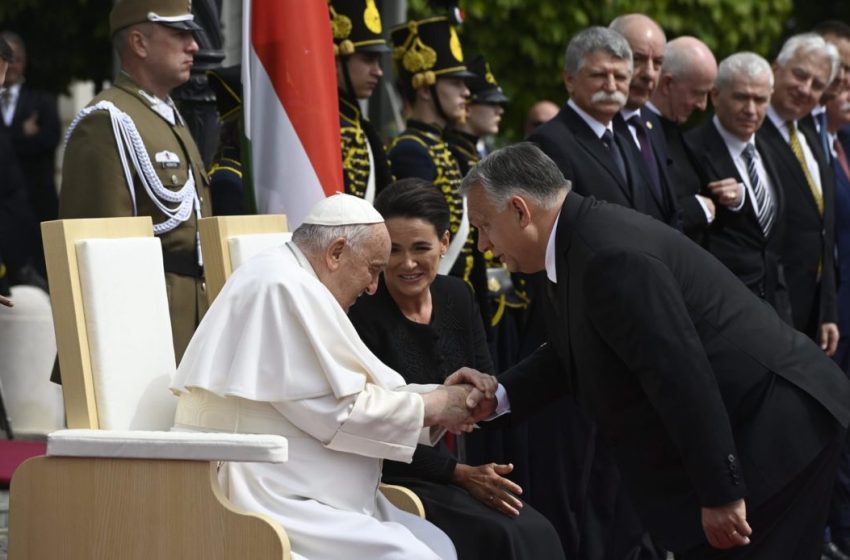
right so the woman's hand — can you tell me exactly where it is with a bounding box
[451,462,524,517]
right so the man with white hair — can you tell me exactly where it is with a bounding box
[686,52,792,324]
[758,33,840,354]
[529,26,669,224]
[609,14,681,229]
[647,36,718,241]
[172,194,497,560]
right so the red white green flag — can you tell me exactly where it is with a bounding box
[242,0,342,226]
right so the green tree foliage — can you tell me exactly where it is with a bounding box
[409,0,793,141]
[0,0,113,94]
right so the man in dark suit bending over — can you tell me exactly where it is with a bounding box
[456,142,850,559]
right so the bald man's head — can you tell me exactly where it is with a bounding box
[651,36,717,123]
[610,14,666,109]
[524,100,560,136]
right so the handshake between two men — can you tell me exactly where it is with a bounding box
[420,368,499,434]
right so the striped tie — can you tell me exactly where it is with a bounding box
[787,121,824,215]
[741,144,775,236]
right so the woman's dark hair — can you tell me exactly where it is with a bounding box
[374,178,450,237]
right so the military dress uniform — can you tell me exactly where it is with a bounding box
[207,64,246,215]
[330,0,394,202]
[60,73,211,361]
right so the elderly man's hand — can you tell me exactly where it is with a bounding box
[422,384,479,433]
[0,294,12,308]
[707,178,743,208]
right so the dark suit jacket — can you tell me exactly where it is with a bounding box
[499,193,850,552]
[614,110,682,230]
[528,103,675,227]
[655,113,710,240]
[833,130,850,359]
[757,117,838,336]
[0,128,38,274]
[0,85,60,223]
[686,120,792,322]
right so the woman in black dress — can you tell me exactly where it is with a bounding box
[349,179,564,560]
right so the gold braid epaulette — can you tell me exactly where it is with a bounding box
[340,118,371,198]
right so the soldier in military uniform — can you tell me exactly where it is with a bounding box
[388,17,494,334]
[330,0,393,203]
[206,64,245,215]
[60,0,211,361]
[444,54,507,175]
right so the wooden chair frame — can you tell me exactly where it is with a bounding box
[8,217,291,559]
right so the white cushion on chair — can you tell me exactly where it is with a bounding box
[228,233,292,268]
[47,429,288,462]
[0,285,63,436]
[76,237,177,431]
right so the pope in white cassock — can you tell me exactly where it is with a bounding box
[171,193,494,560]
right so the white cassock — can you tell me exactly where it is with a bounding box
[171,242,456,560]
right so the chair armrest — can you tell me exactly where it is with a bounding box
[379,483,426,518]
[46,429,288,463]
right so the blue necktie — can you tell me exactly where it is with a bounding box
[602,129,627,181]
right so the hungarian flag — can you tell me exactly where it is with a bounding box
[242,0,342,226]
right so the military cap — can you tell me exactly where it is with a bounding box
[207,65,242,123]
[329,0,391,56]
[110,0,202,35]
[466,55,509,105]
[391,16,475,90]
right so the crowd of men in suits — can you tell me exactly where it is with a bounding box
[514,16,850,560]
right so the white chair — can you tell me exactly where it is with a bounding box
[199,214,290,306]
[199,215,426,517]
[8,217,292,559]
[0,285,63,437]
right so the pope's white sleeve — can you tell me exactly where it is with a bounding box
[271,383,425,463]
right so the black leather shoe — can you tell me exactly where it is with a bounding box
[825,541,850,560]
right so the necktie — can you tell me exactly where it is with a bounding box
[834,137,850,182]
[627,115,664,204]
[815,111,831,164]
[741,144,775,236]
[601,129,627,182]
[787,121,824,215]
[0,89,10,124]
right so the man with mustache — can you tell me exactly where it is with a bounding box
[528,26,669,224]
[686,52,793,324]
[526,25,664,560]
[60,0,210,362]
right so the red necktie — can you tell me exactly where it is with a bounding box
[835,138,850,181]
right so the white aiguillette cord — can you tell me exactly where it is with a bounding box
[65,101,203,265]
